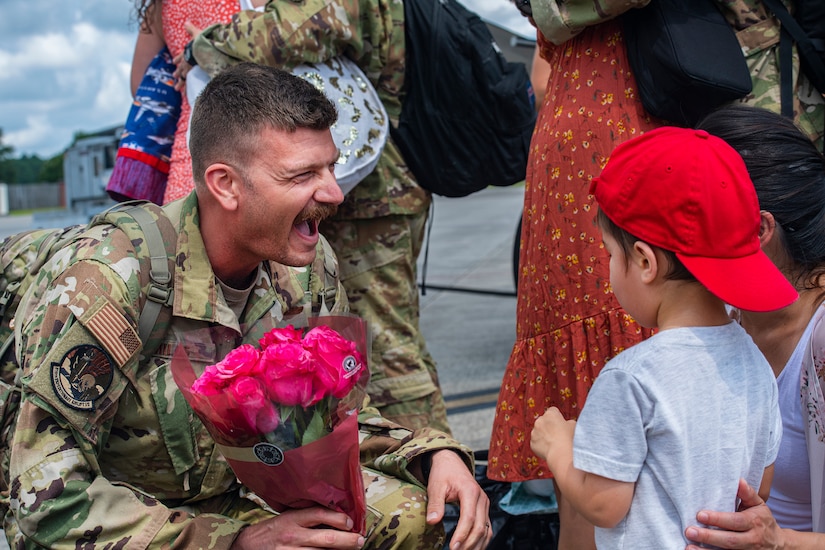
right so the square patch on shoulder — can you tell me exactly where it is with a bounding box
[76,281,140,368]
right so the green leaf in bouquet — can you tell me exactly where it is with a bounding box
[302,411,327,446]
[281,405,296,423]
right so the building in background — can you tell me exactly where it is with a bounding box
[62,126,121,212]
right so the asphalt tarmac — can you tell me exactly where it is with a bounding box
[417,185,525,451]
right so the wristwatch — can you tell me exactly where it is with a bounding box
[183,41,198,67]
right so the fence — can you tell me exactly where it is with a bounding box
[0,182,64,213]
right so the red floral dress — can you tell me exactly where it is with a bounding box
[488,20,660,482]
[161,0,239,204]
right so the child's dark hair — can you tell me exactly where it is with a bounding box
[596,208,695,281]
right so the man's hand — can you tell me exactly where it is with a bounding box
[231,507,365,549]
[172,21,202,91]
[530,406,575,467]
[684,478,781,550]
[424,449,492,550]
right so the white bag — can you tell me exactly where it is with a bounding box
[291,57,389,195]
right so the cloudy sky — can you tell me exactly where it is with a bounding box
[0,0,535,160]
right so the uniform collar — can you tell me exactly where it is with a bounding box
[164,193,279,332]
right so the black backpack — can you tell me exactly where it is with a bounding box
[391,0,537,198]
[0,202,178,492]
[621,0,754,127]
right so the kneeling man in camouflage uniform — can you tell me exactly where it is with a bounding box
[2,63,490,550]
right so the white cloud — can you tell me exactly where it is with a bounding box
[0,14,136,158]
[94,61,135,116]
[466,0,534,37]
[5,114,54,154]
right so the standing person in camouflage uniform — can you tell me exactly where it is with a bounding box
[167,0,451,434]
[3,63,490,550]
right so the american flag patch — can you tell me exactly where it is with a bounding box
[84,301,140,366]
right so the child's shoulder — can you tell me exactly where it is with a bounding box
[604,324,748,372]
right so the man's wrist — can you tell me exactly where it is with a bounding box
[183,41,198,67]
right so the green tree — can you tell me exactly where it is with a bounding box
[14,154,45,183]
[39,153,64,182]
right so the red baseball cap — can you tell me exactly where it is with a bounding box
[590,127,797,312]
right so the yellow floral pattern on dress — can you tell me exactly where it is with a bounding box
[489,21,657,482]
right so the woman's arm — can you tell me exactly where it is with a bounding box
[529,43,551,110]
[130,0,165,96]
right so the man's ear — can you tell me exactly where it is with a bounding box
[203,163,242,211]
[633,241,659,284]
[759,210,777,249]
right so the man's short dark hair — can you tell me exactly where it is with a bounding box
[190,62,338,185]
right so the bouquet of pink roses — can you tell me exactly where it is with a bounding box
[170,316,370,533]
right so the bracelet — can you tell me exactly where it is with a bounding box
[183,41,198,67]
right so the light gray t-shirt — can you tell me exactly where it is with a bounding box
[574,323,782,549]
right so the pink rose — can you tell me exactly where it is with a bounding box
[212,344,262,381]
[259,325,305,350]
[259,342,320,407]
[230,376,280,434]
[190,367,225,396]
[303,326,365,399]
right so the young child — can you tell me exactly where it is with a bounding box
[530,127,798,548]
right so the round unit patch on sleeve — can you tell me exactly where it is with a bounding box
[51,344,115,411]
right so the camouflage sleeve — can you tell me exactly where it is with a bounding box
[8,249,245,549]
[357,403,474,487]
[192,0,363,77]
[531,0,651,45]
[9,400,244,549]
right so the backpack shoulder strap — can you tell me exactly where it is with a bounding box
[89,200,177,359]
[762,0,825,97]
[297,236,339,316]
[122,204,174,344]
[315,236,339,315]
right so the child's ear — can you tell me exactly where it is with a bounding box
[633,241,659,284]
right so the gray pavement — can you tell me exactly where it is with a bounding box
[0,213,33,241]
[417,186,525,451]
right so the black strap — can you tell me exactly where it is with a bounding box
[762,0,807,49]
[761,0,797,118]
[762,0,825,89]
[778,27,794,118]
